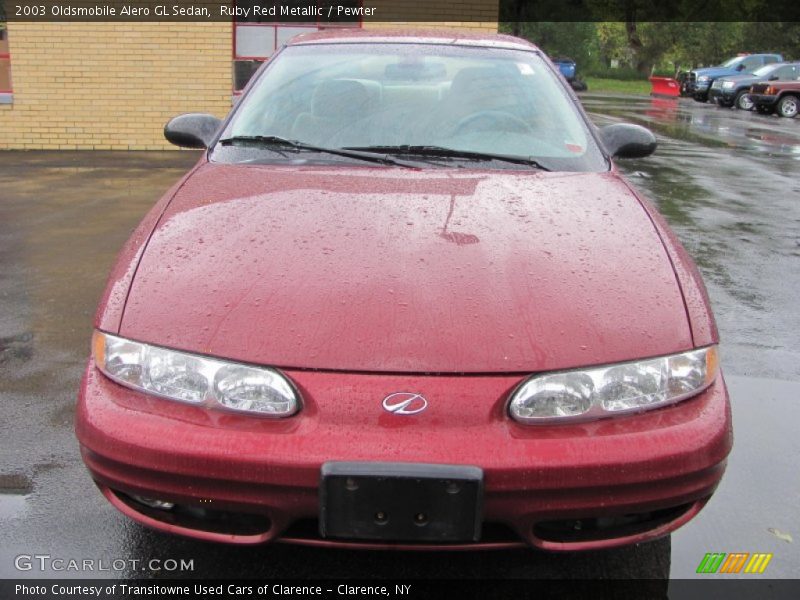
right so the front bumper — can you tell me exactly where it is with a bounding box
[708,87,736,105]
[76,362,732,551]
[690,79,712,100]
[750,93,778,108]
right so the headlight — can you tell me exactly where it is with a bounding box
[508,347,718,424]
[697,75,710,82]
[92,331,299,417]
[722,81,736,89]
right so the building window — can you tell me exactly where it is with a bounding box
[0,25,12,101]
[232,1,362,94]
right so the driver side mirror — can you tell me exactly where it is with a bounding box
[736,64,746,72]
[599,123,657,159]
[164,113,223,148]
[769,75,779,81]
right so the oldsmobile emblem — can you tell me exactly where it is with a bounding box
[381,392,428,415]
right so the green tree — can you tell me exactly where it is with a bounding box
[506,22,600,69]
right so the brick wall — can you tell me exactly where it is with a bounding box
[0,22,232,150]
[0,2,498,150]
[367,0,499,30]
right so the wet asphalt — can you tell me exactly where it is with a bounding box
[0,94,798,583]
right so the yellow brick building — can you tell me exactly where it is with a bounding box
[0,2,498,150]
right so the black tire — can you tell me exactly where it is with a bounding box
[755,105,773,115]
[776,94,799,118]
[693,92,708,103]
[570,79,587,92]
[734,90,754,111]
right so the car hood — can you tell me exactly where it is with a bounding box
[717,73,760,84]
[120,163,692,373]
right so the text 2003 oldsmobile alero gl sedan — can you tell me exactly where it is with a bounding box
[76,31,732,551]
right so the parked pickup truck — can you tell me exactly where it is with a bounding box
[750,80,800,117]
[709,62,800,110]
[684,53,783,102]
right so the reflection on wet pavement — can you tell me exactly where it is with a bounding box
[0,97,798,582]
[583,94,800,383]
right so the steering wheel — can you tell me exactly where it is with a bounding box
[452,110,534,136]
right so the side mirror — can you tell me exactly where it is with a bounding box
[599,123,657,159]
[736,64,746,72]
[768,75,779,81]
[164,113,222,148]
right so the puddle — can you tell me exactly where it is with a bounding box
[0,331,34,364]
[0,473,33,520]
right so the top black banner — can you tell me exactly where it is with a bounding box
[1,0,799,23]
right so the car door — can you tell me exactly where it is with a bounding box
[740,55,764,73]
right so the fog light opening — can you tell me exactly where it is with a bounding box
[533,503,695,543]
[115,490,273,537]
[131,495,175,510]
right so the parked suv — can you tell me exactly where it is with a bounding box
[750,80,800,117]
[709,62,800,110]
[685,53,783,102]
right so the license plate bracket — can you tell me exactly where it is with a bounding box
[320,462,483,542]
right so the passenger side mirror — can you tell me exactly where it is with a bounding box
[736,64,746,72]
[769,75,779,81]
[599,123,657,159]
[164,113,223,148]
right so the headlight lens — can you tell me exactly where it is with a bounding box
[722,81,736,89]
[509,347,718,424]
[698,75,710,82]
[93,331,299,417]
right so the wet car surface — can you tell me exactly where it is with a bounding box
[78,35,729,553]
[1,94,798,580]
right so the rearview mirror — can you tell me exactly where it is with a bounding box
[599,123,657,159]
[164,113,222,148]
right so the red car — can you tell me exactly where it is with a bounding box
[76,31,732,551]
[750,80,800,117]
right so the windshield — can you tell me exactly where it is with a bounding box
[752,64,777,77]
[216,43,606,171]
[720,56,745,68]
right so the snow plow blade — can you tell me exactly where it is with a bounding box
[650,77,680,97]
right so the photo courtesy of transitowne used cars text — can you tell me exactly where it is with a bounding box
[75,30,732,551]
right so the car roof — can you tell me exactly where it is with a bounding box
[749,61,800,69]
[285,29,540,52]
[737,61,799,71]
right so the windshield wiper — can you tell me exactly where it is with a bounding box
[217,136,417,168]
[342,145,551,171]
